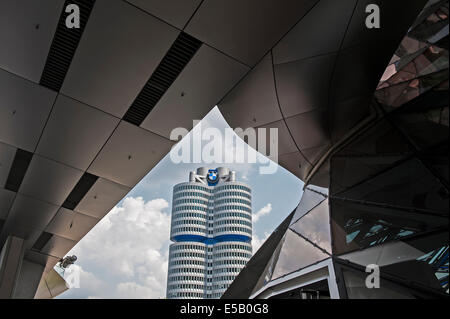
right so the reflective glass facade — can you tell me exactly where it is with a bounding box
[224,1,448,299]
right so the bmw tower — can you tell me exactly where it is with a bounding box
[166,167,252,299]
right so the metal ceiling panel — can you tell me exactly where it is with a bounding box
[285,108,330,151]
[278,151,312,181]
[273,53,336,118]
[39,0,96,92]
[61,0,179,117]
[255,120,298,157]
[185,0,319,66]
[62,173,98,210]
[40,234,77,259]
[88,121,174,187]
[127,0,201,29]
[46,207,99,242]
[0,0,64,83]
[19,155,83,206]
[1,194,59,237]
[0,142,16,188]
[4,149,33,193]
[0,69,56,152]
[21,229,45,251]
[331,1,426,104]
[342,0,426,50]
[75,177,130,219]
[123,32,202,126]
[36,95,119,171]
[219,54,282,129]
[0,188,15,220]
[330,95,372,144]
[302,144,331,166]
[141,45,249,137]
[272,0,356,64]
[25,250,60,274]
[330,44,385,103]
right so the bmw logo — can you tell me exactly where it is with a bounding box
[207,169,219,185]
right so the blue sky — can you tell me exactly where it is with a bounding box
[59,107,303,298]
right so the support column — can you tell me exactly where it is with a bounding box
[13,258,45,299]
[0,235,24,298]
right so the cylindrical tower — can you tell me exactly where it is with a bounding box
[212,181,252,298]
[166,168,252,299]
[167,242,206,299]
[167,180,212,299]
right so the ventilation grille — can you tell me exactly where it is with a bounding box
[123,32,202,126]
[32,232,53,251]
[5,149,33,192]
[62,172,98,210]
[39,0,96,92]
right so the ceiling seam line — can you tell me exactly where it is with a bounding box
[83,120,121,176]
[202,42,251,68]
[57,92,122,120]
[182,0,206,30]
[134,120,178,143]
[32,95,58,155]
[326,0,359,149]
[83,119,174,190]
[270,50,313,166]
[0,66,123,123]
[121,0,251,68]
[273,50,339,67]
[122,0,181,32]
[216,0,322,106]
[0,66,46,88]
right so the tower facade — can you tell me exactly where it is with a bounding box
[166,167,252,299]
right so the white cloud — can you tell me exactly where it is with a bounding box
[60,196,171,299]
[252,231,271,253]
[116,282,160,299]
[165,106,269,178]
[253,203,272,223]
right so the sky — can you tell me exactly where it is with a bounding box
[59,107,303,299]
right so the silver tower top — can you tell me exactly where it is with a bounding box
[189,167,236,185]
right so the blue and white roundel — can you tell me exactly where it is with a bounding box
[207,169,219,185]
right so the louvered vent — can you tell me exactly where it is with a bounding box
[5,149,33,192]
[123,32,202,126]
[62,172,98,210]
[39,0,96,91]
[32,232,53,251]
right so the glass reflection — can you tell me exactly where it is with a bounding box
[271,229,329,280]
[290,188,326,225]
[250,236,285,295]
[330,199,447,255]
[336,158,449,213]
[289,199,332,253]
